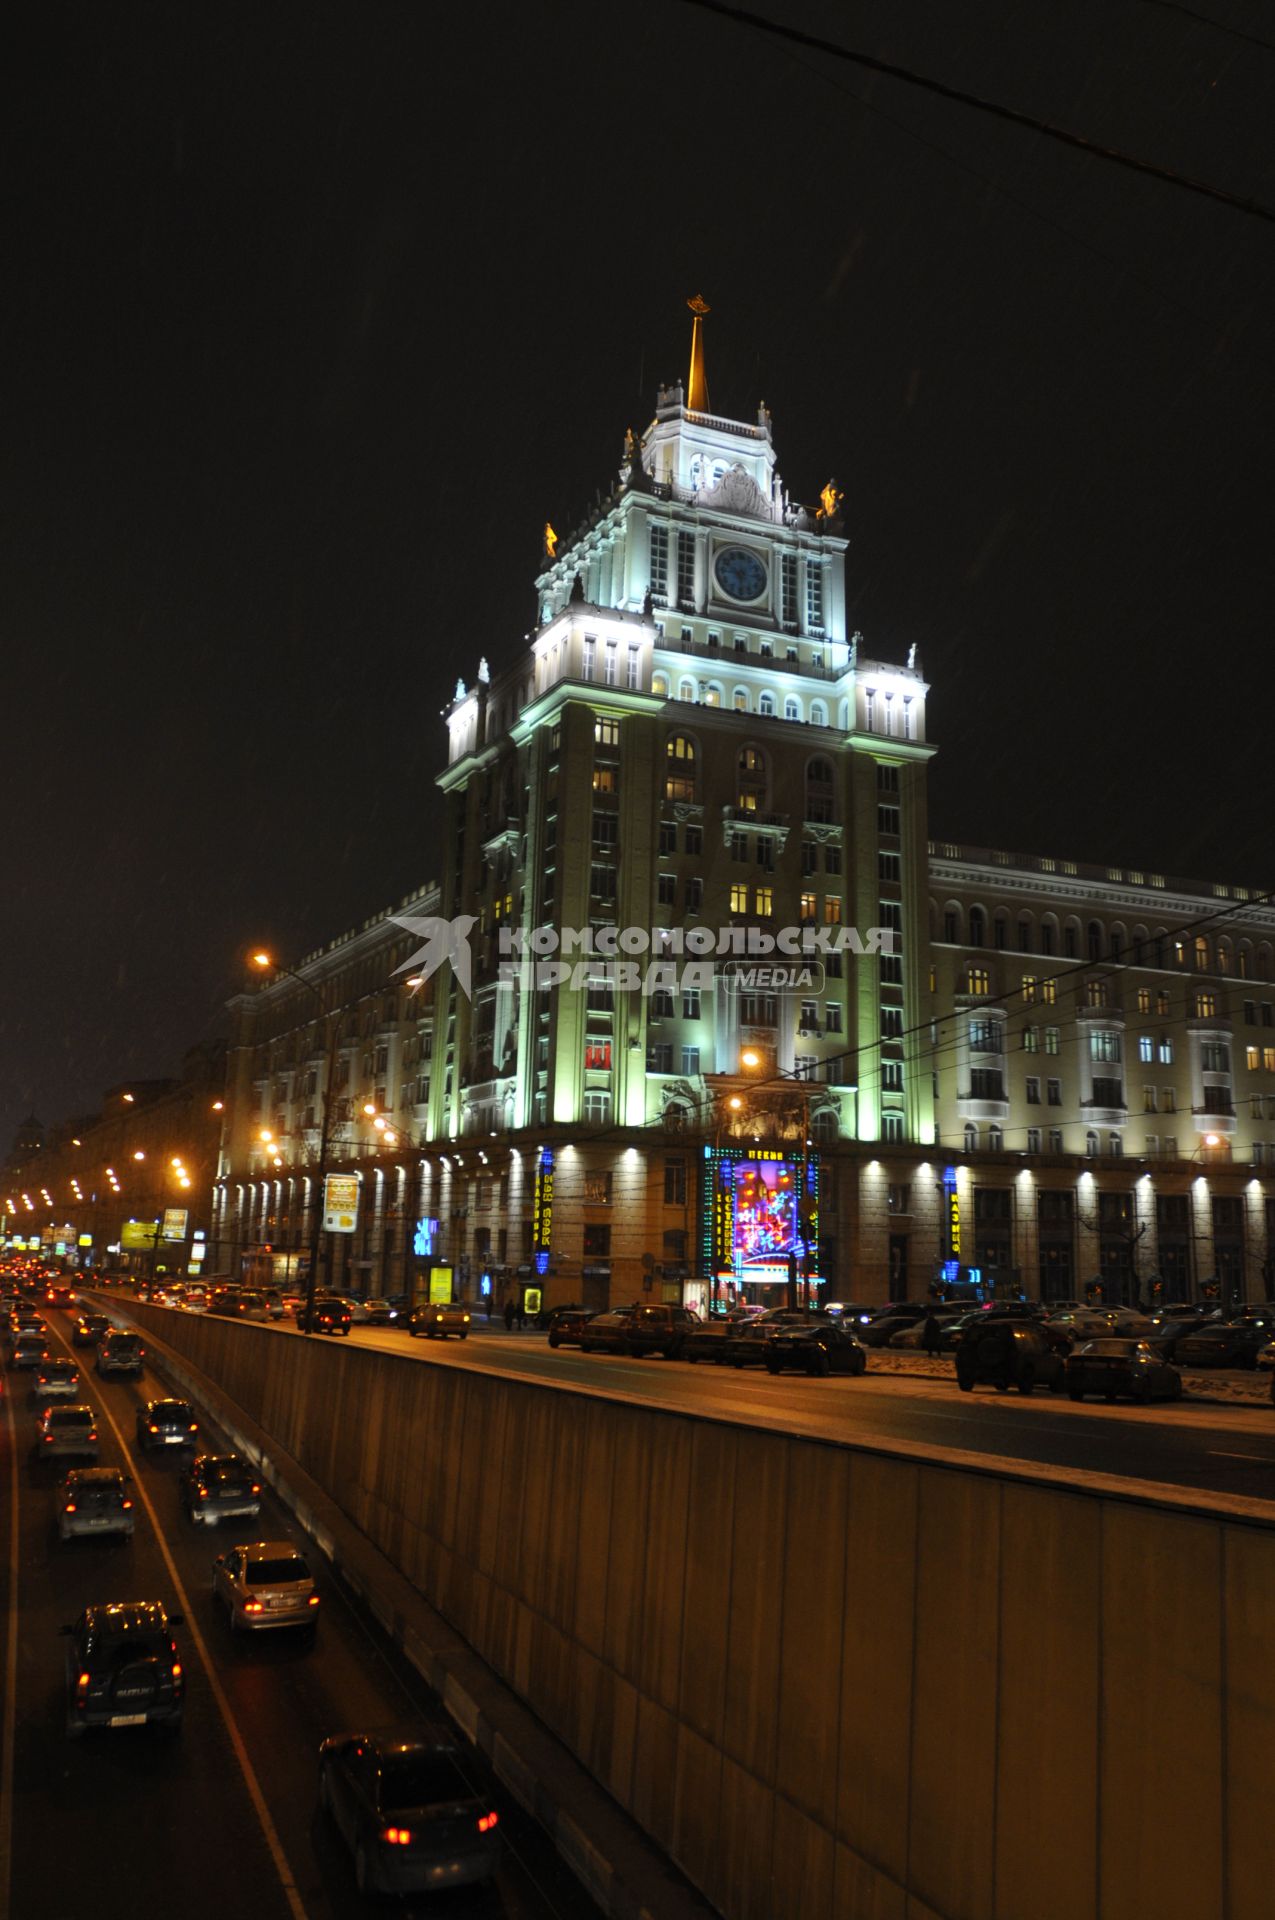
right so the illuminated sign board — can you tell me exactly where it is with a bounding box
[943,1166,960,1257]
[77,1234,92,1247]
[121,1220,159,1250]
[161,1207,189,1242]
[413,1216,439,1259]
[532,1148,554,1264]
[428,1265,454,1305]
[323,1173,360,1234]
[702,1148,819,1284]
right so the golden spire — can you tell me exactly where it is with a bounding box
[686,294,710,413]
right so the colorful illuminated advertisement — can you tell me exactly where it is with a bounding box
[701,1147,819,1285]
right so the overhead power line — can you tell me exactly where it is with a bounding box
[1134,0,1275,56]
[678,0,1275,222]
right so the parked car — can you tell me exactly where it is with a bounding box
[136,1399,200,1451]
[360,1297,399,1325]
[407,1301,472,1340]
[31,1358,82,1400]
[1066,1338,1184,1404]
[297,1293,352,1335]
[96,1330,145,1376]
[719,1313,825,1367]
[56,1467,135,1543]
[61,1601,185,1737]
[72,1312,113,1347]
[212,1540,320,1634]
[317,1729,501,1897]
[955,1321,1066,1395]
[888,1308,970,1350]
[546,1308,597,1349]
[578,1309,637,1354]
[1146,1311,1216,1359]
[765,1321,868,1377]
[858,1304,930,1348]
[623,1304,702,1359]
[683,1322,733,1364]
[823,1302,877,1328]
[179,1453,262,1527]
[1176,1319,1275,1369]
[34,1404,99,1460]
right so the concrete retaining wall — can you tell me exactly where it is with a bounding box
[121,1307,1275,1920]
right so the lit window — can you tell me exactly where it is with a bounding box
[1136,988,1151,1013]
[730,883,748,914]
[1022,975,1037,1004]
[1042,980,1057,1005]
[1158,1038,1174,1063]
[755,886,773,916]
[967,967,990,996]
[824,897,842,925]
[1194,992,1217,1018]
[1139,1036,1154,1062]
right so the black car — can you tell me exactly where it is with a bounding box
[858,1304,930,1348]
[61,1601,185,1737]
[765,1321,867,1377]
[683,1322,733,1364]
[318,1729,502,1897]
[719,1312,828,1368]
[179,1452,263,1527]
[578,1308,637,1354]
[135,1398,200,1450]
[299,1294,352,1335]
[1146,1311,1216,1359]
[72,1312,113,1348]
[1176,1319,1275,1369]
[96,1330,145,1377]
[1066,1338,1184,1404]
[955,1320,1066,1395]
[623,1305,701,1359]
[545,1308,597,1349]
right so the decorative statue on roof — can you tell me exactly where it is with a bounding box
[478,656,490,684]
[454,677,467,703]
[544,522,558,560]
[818,480,843,521]
[907,643,917,670]
[848,632,861,668]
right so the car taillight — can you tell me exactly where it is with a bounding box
[478,1811,499,1833]
[75,1672,91,1701]
[189,1423,198,1432]
[197,1488,208,1499]
[64,1502,76,1513]
[244,1601,263,1614]
[171,1661,182,1681]
[88,1432,97,1442]
[121,1498,133,1510]
[149,1424,159,1433]
[250,1483,261,1495]
[307,1594,320,1607]
[381,1828,412,1846]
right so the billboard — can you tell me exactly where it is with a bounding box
[161,1208,189,1242]
[323,1173,360,1234]
[121,1220,160,1250]
[702,1147,819,1284]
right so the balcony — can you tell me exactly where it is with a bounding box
[1081,1102,1129,1130]
[1192,1099,1237,1135]
[957,1095,1010,1124]
[723,805,789,829]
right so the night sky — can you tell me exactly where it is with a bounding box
[3,0,1272,1150]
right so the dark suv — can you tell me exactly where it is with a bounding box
[136,1399,199,1451]
[955,1320,1065,1396]
[61,1601,185,1737]
[96,1330,145,1377]
[584,1304,699,1358]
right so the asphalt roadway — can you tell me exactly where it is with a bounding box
[325,1318,1275,1510]
[0,1302,602,1920]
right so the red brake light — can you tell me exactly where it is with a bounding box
[244,1601,263,1614]
[121,1498,132,1510]
[250,1483,261,1495]
[307,1594,320,1607]
[189,1423,198,1432]
[381,1827,412,1846]
[478,1811,499,1833]
[89,1432,97,1442]
[197,1488,208,1499]
[75,1671,91,1699]
[64,1503,76,1514]
[148,1424,158,1433]
[171,1661,182,1681]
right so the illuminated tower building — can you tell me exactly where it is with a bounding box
[432,302,936,1300]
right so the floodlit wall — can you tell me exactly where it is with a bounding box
[122,1305,1275,1920]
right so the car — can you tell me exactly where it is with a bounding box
[1146,1311,1217,1359]
[96,1330,145,1376]
[318,1729,502,1897]
[858,1304,931,1348]
[823,1301,877,1328]
[1066,1338,1184,1404]
[7,1307,46,1337]
[61,1601,185,1737]
[297,1294,352,1335]
[578,1307,640,1354]
[954,1320,1066,1395]
[683,1322,733,1364]
[57,1468,135,1543]
[888,1308,971,1350]
[335,1295,372,1324]
[43,1283,77,1310]
[179,1453,263,1526]
[359,1297,398,1325]
[260,1289,286,1320]
[623,1304,701,1359]
[181,1285,207,1312]
[136,1398,200,1450]
[31,1359,82,1400]
[205,1284,247,1317]
[72,1312,113,1347]
[8,1330,50,1371]
[212,1540,320,1633]
[718,1312,829,1368]
[35,1404,100,1460]
[407,1301,472,1340]
[1175,1319,1275,1370]
[546,1307,597,1349]
[765,1321,868,1376]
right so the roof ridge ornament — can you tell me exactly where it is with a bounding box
[687,294,710,413]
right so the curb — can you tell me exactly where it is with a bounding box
[869,1353,1274,1412]
[98,1298,719,1920]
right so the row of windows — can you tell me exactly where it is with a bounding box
[653,676,834,724]
[940,903,1273,979]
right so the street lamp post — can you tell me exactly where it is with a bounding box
[252,951,341,1337]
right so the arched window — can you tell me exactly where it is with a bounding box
[966,966,991,996]
[1087,921,1103,962]
[969,906,985,947]
[651,671,669,698]
[1217,937,1232,975]
[1195,935,1210,972]
[665,733,697,802]
[1108,1132,1123,1157]
[1109,926,1125,962]
[988,1125,1003,1153]
[705,683,722,708]
[810,700,827,726]
[758,691,776,717]
[678,678,695,702]
[993,912,1008,951]
[1086,1131,1099,1156]
[963,1124,978,1152]
[1018,914,1035,954]
[733,687,749,711]
[784,696,801,722]
[811,1107,839,1143]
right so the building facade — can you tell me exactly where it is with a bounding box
[191,314,1275,1313]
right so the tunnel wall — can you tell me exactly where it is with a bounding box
[117,1305,1275,1920]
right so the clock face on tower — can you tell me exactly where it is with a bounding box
[713,546,767,603]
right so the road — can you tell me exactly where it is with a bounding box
[309,1318,1275,1508]
[0,1304,601,1920]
